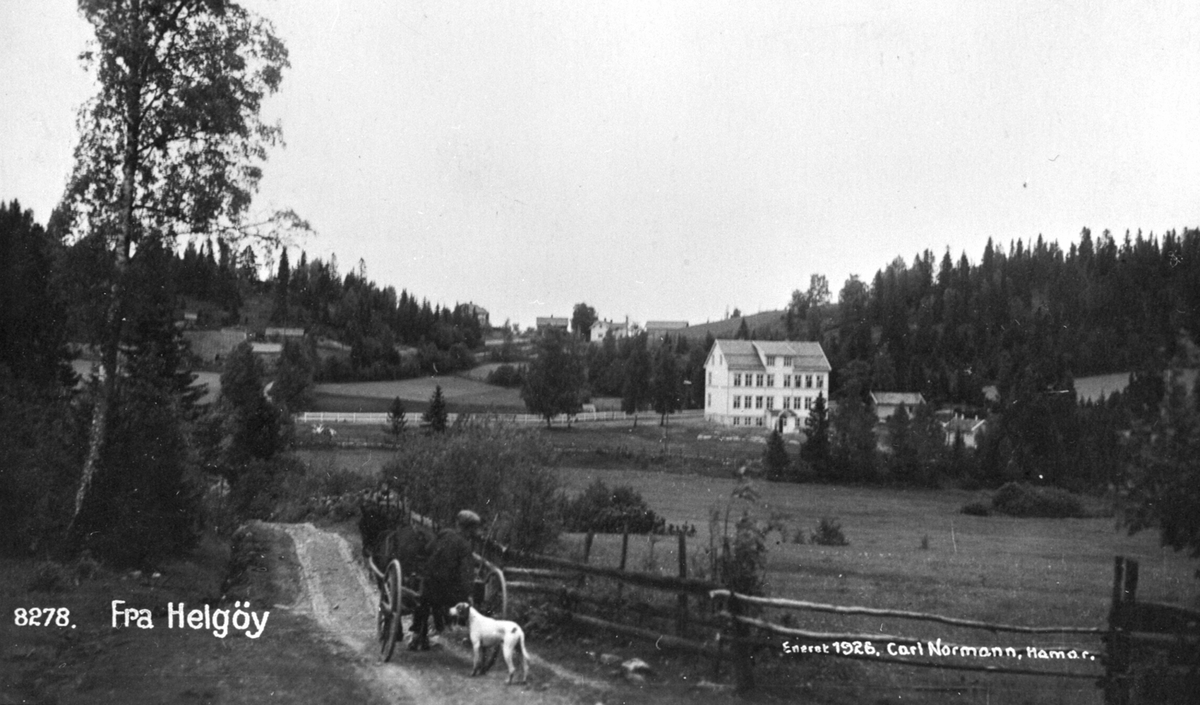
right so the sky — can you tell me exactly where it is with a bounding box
[3,1,1199,330]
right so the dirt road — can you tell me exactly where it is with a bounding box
[275,522,612,705]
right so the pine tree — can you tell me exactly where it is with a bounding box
[763,430,791,482]
[423,385,448,433]
[801,393,831,480]
[387,396,407,436]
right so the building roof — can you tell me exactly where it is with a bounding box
[710,339,831,371]
[870,392,926,407]
[645,321,689,330]
[536,317,569,327]
[944,415,986,434]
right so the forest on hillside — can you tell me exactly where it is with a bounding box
[787,228,1200,406]
[167,240,485,381]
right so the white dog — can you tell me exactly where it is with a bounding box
[448,602,529,684]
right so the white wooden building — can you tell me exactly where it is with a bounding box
[704,340,831,433]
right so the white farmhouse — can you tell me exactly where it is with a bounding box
[704,340,832,433]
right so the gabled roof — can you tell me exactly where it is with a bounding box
[645,321,689,330]
[709,340,831,371]
[944,416,986,434]
[870,392,926,407]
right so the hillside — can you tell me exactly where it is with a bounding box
[675,309,788,341]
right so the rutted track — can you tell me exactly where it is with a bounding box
[274,522,608,705]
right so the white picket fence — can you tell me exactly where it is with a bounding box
[295,409,703,426]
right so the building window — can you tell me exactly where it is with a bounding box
[707,394,711,408]
[816,375,824,388]
[733,416,740,426]
[782,397,791,410]
[766,374,775,387]
[794,375,802,387]
[805,375,813,388]
[756,396,764,409]
[766,396,775,410]
[783,356,793,367]
[766,355,776,366]
[783,375,791,388]
[756,374,764,387]
[708,372,712,386]
[732,396,740,409]
[804,397,812,411]
[733,373,741,386]
[755,417,764,427]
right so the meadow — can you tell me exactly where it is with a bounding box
[310,374,524,413]
[293,428,1200,702]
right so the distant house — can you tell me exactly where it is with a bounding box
[590,318,634,343]
[645,320,689,340]
[264,327,305,339]
[704,340,831,433]
[942,414,987,448]
[535,316,569,333]
[870,392,926,422]
[183,328,248,364]
[464,302,490,328]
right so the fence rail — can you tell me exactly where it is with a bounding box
[297,409,703,426]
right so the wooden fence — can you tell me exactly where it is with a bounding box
[1103,556,1200,704]
[298,409,703,426]
[484,536,1196,698]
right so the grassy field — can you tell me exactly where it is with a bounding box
[289,424,1200,703]
[547,467,1200,704]
[311,374,524,413]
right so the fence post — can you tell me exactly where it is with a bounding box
[617,526,629,601]
[728,592,754,693]
[1105,556,1137,705]
[676,532,689,637]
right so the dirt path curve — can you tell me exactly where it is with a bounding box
[276,522,610,705]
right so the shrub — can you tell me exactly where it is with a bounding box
[990,482,1088,518]
[562,480,664,534]
[384,424,562,552]
[486,364,525,388]
[960,501,991,516]
[810,517,849,546]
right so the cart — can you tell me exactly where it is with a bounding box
[364,520,508,662]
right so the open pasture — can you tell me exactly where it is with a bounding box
[551,467,1200,703]
[311,374,524,413]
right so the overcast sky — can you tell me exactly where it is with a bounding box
[3,1,1199,329]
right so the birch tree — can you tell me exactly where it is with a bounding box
[60,0,301,527]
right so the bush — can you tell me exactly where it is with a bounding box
[384,424,562,551]
[562,480,664,534]
[486,364,525,388]
[960,501,991,516]
[810,517,849,546]
[990,482,1088,518]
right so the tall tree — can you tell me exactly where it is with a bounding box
[621,333,652,427]
[272,247,290,323]
[571,302,597,340]
[423,385,448,433]
[521,330,585,427]
[651,341,682,426]
[61,0,298,527]
[1121,370,1200,565]
[800,393,831,480]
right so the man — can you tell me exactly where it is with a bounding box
[410,509,481,650]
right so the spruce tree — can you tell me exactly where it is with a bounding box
[423,385,448,433]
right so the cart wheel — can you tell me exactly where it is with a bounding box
[479,565,508,619]
[380,559,403,661]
